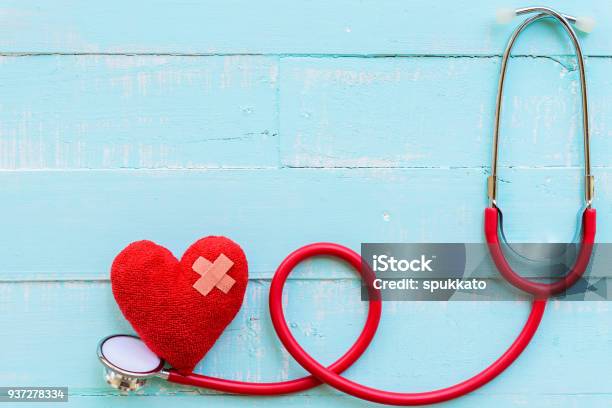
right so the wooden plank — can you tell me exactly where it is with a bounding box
[0,1,609,55]
[280,56,612,168]
[56,395,612,407]
[3,55,612,170]
[2,281,612,397]
[0,55,279,169]
[0,168,609,281]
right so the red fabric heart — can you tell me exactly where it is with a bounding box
[111,236,248,373]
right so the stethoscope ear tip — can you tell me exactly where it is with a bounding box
[575,16,596,34]
[496,8,517,25]
[495,8,595,34]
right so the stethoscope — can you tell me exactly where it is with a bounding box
[97,6,595,405]
[486,7,596,298]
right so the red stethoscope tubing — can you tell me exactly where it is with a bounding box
[169,242,546,405]
[269,243,545,405]
[485,207,596,298]
[168,243,382,394]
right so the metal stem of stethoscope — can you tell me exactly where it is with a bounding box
[488,6,594,209]
[485,6,596,298]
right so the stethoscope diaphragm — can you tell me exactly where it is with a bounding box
[97,334,167,392]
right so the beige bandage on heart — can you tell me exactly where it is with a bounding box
[192,254,236,296]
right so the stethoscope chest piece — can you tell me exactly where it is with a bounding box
[97,334,167,392]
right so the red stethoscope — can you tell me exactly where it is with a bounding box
[97,7,595,405]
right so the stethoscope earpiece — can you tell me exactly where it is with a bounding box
[575,16,596,34]
[496,7,596,34]
[496,8,518,25]
[97,334,167,392]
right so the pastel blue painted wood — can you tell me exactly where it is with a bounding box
[2,281,612,396]
[1,0,611,407]
[3,280,612,408]
[280,56,611,168]
[0,168,607,281]
[2,55,611,170]
[16,394,612,408]
[0,55,279,169]
[0,1,609,55]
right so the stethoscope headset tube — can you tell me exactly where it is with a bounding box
[98,6,594,405]
[485,7,596,298]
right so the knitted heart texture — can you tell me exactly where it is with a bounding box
[111,236,248,373]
